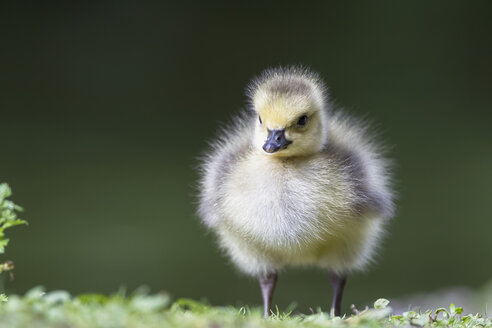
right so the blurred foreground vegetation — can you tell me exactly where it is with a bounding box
[0,183,27,294]
[0,287,489,328]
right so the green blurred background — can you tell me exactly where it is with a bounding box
[1,1,491,313]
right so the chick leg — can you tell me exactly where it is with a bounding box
[329,272,347,317]
[259,272,277,318]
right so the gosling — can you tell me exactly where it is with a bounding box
[197,66,394,318]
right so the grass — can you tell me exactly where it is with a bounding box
[0,287,489,328]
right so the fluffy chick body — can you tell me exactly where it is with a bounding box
[198,67,394,278]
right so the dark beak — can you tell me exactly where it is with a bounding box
[262,129,292,153]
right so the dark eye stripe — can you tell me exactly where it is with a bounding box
[259,116,262,124]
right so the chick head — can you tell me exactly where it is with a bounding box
[248,67,328,157]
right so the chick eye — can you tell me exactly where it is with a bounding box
[259,115,262,124]
[297,115,308,127]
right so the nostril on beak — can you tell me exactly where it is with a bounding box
[264,129,290,154]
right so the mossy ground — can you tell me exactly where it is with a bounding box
[0,287,489,328]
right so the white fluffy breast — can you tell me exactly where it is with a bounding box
[218,150,356,251]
